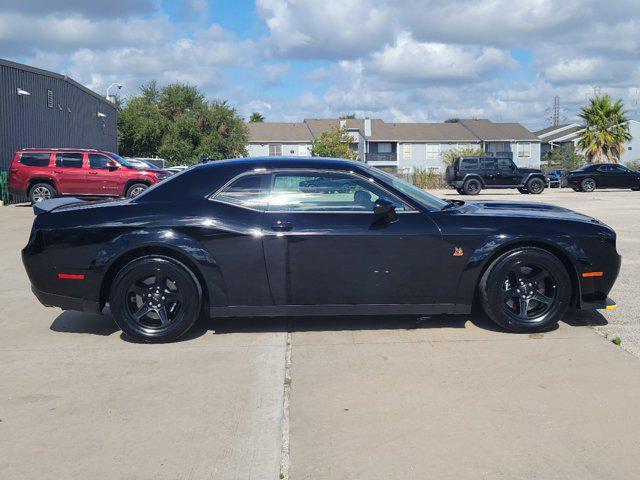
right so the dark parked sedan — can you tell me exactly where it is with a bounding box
[566,163,640,192]
[23,157,620,342]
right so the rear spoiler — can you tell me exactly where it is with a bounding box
[33,197,83,215]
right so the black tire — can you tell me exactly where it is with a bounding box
[517,187,529,194]
[463,178,481,195]
[479,247,571,333]
[456,188,465,195]
[572,187,582,192]
[526,177,545,194]
[581,178,596,192]
[109,256,202,343]
[29,183,57,203]
[126,183,149,198]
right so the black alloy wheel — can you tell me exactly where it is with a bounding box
[109,256,202,342]
[526,178,545,194]
[581,178,596,192]
[463,179,481,195]
[479,247,571,332]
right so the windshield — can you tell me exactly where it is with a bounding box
[575,164,592,172]
[108,152,139,168]
[367,166,449,210]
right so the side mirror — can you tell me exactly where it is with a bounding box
[107,161,118,171]
[373,198,398,222]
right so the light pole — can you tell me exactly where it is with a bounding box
[106,83,123,103]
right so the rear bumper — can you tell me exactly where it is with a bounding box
[448,180,465,188]
[31,286,101,314]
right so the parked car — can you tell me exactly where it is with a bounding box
[23,157,620,342]
[566,163,640,192]
[9,148,170,203]
[446,156,547,195]
[545,168,569,188]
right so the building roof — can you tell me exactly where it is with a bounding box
[0,58,115,106]
[247,118,539,143]
[247,122,314,142]
[368,120,479,142]
[535,123,583,142]
[457,119,540,141]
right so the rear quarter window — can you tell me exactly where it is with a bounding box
[19,152,51,167]
[460,158,479,170]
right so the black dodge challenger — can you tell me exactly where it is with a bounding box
[23,157,620,342]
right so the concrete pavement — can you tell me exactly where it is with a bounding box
[2,188,640,479]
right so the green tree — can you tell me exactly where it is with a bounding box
[118,82,248,165]
[339,113,356,119]
[543,147,585,171]
[311,126,358,160]
[249,112,265,122]
[578,94,632,163]
[440,146,484,167]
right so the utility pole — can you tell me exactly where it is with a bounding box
[553,95,560,126]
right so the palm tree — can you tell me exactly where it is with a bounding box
[249,112,265,123]
[577,94,632,163]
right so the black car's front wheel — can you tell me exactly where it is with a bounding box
[479,248,571,333]
[109,256,202,342]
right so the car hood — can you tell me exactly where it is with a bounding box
[462,200,602,224]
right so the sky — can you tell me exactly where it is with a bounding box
[1,0,639,130]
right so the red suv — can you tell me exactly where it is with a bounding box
[9,149,169,203]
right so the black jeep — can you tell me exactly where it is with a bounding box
[446,156,547,195]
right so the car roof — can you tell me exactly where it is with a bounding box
[194,156,365,172]
[19,148,108,153]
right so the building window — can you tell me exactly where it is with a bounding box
[47,90,53,108]
[426,144,441,161]
[402,144,411,160]
[268,144,282,156]
[517,142,531,158]
[378,143,392,153]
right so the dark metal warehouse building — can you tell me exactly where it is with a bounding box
[0,59,117,171]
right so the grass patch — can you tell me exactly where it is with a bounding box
[284,377,292,386]
[611,336,622,346]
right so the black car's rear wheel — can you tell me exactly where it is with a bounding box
[463,179,481,195]
[526,177,545,194]
[479,248,571,333]
[109,256,202,342]
[581,178,596,192]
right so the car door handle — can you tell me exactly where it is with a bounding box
[53,170,63,174]
[88,171,98,175]
[271,220,292,232]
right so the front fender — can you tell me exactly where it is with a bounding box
[453,229,589,312]
[88,228,227,307]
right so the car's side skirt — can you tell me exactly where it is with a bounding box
[209,303,468,318]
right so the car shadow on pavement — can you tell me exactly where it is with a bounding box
[50,310,119,336]
[48,307,608,342]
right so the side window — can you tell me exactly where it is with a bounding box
[460,158,479,170]
[482,158,496,170]
[597,165,610,173]
[610,165,627,173]
[19,152,51,167]
[89,154,113,169]
[55,152,84,168]
[496,158,513,170]
[268,144,282,156]
[213,174,266,210]
[268,172,406,212]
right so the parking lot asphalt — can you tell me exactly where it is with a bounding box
[2,189,640,479]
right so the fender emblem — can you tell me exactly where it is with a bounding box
[453,247,464,257]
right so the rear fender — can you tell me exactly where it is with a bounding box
[89,229,227,307]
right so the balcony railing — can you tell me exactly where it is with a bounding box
[366,152,397,163]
